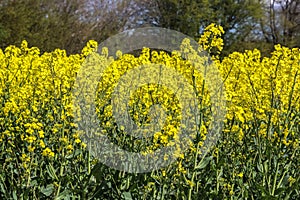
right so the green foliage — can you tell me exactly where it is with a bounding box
[0,0,127,54]
[156,0,262,56]
[0,0,45,49]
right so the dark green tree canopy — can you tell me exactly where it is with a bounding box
[155,0,263,56]
[0,0,299,56]
[0,0,128,54]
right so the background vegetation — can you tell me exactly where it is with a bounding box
[0,0,299,56]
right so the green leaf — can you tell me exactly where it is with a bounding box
[122,191,133,200]
[66,149,82,159]
[12,190,17,200]
[55,189,72,200]
[30,179,38,187]
[0,182,6,195]
[217,167,223,180]
[91,162,103,183]
[275,187,287,196]
[46,163,58,180]
[195,156,212,169]
[257,163,264,173]
[40,184,54,197]
[255,183,268,196]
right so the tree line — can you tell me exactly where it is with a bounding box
[0,0,299,57]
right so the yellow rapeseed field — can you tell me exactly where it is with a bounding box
[0,24,299,199]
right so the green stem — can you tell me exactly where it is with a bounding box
[271,160,279,195]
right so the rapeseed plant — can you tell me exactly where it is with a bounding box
[0,23,299,199]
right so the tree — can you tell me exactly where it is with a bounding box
[259,0,300,48]
[152,0,263,56]
[0,0,45,50]
[0,0,129,54]
[206,0,263,55]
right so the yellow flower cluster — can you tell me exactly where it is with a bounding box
[0,40,89,171]
[216,45,300,146]
[1,23,298,165]
[0,23,299,199]
[199,23,225,55]
[95,46,211,159]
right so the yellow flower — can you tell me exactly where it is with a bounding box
[238,129,244,141]
[42,147,55,158]
[160,135,168,144]
[26,128,34,135]
[49,151,55,158]
[38,130,45,138]
[153,132,162,142]
[22,163,28,169]
[75,138,81,144]
[21,153,30,162]
[39,140,46,148]
[66,144,73,151]
[52,127,59,134]
[186,180,195,188]
[72,132,79,139]
[26,136,37,143]
[32,105,38,112]
[4,130,10,137]
[28,145,36,152]
[81,142,87,149]
[237,172,243,178]
[59,136,68,144]
[288,176,296,186]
